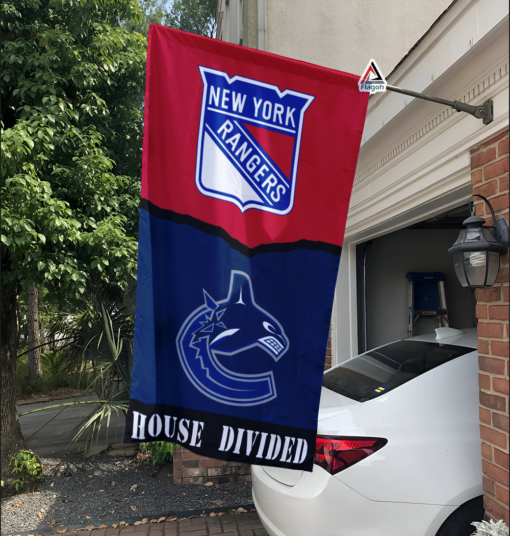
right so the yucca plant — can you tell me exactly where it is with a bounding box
[71,302,133,448]
[20,296,135,450]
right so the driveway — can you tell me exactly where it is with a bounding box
[18,395,126,456]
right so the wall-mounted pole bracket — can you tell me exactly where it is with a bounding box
[386,85,494,125]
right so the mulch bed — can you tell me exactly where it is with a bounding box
[1,451,253,535]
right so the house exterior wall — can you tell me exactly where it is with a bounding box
[265,0,452,76]
[333,1,509,364]
[471,132,509,524]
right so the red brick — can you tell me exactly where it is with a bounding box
[200,458,224,468]
[496,484,509,505]
[494,377,510,395]
[479,374,491,390]
[182,467,205,477]
[471,169,483,185]
[476,287,502,302]
[474,180,499,198]
[480,425,508,449]
[477,305,488,319]
[496,267,509,284]
[480,392,507,411]
[182,460,200,468]
[484,494,510,525]
[480,408,493,428]
[482,459,510,486]
[503,286,509,302]
[495,448,510,469]
[483,475,496,494]
[472,147,497,169]
[484,158,510,181]
[482,441,493,460]
[499,138,509,157]
[491,341,509,358]
[480,132,508,149]
[493,412,509,433]
[489,305,509,320]
[500,174,509,193]
[488,196,510,217]
[471,169,483,186]
[182,450,203,460]
[478,339,490,355]
[479,356,507,374]
[178,529,207,536]
[478,322,504,339]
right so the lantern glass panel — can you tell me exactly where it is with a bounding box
[465,229,483,242]
[485,251,500,286]
[464,251,487,287]
[453,253,468,287]
[482,228,499,244]
[453,230,466,246]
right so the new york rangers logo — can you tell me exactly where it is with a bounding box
[196,67,315,215]
[176,271,289,406]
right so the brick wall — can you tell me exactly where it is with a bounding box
[173,447,251,485]
[471,130,509,524]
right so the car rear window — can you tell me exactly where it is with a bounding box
[322,340,473,402]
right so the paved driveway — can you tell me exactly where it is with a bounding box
[47,513,268,536]
[18,396,126,456]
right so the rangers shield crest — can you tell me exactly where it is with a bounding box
[196,68,314,214]
[125,26,369,472]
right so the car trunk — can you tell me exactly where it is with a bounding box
[261,389,362,486]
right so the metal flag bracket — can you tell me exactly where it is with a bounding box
[386,85,494,125]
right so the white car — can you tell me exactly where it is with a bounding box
[252,327,483,536]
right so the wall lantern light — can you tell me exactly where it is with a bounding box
[448,195,509,288]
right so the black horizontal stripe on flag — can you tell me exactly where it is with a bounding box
[124,398,316,471]
[140,198,341,258]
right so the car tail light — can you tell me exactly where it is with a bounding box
[314,436,387,475]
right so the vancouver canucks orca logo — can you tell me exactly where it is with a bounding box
[196,67,314,215]
[176,271,289,406]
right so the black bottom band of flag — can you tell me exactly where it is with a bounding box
[124,399,316,471]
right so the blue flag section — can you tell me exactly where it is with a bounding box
[124,26,368,471]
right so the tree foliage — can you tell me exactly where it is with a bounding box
[123,0,217,38]
[167,0,217,38]
[1,0,146,305]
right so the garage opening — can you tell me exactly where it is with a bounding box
[357,204,477,353]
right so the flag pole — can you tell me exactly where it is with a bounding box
[385,85,493,125]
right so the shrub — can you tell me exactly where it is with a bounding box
[11,449,44,493]
[140,442,177,465]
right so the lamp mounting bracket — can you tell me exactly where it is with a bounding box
[386,85,494,125]
[468,194,509,255]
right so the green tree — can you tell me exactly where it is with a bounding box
[0,0,146,479]
[167,0,217,38]
[122,0,172,38]
[123,0,217,39]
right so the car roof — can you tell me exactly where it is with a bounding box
[407,327,478,349]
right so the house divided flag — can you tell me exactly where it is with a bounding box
[124,25,368,472]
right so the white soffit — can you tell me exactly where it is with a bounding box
[347,0,509,239]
